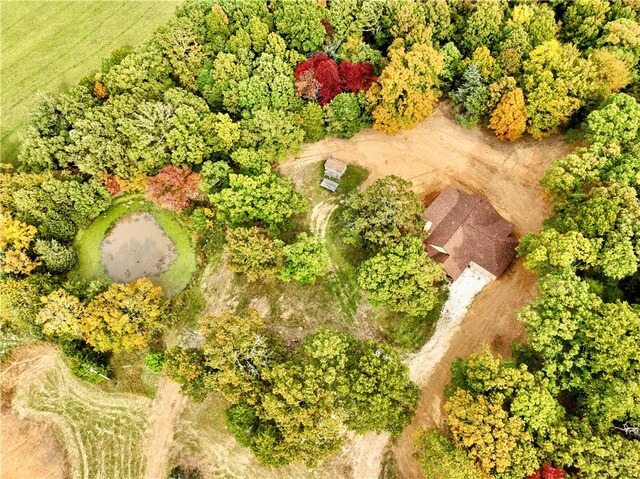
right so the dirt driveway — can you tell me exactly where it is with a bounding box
[282,102,575,478]
[282,102,573,237]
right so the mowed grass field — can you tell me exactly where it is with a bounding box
[14,349,153,479]
[0,0,181,163]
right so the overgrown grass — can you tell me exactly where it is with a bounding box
[73,195,196,297]
[19,354,152,479]
[0,0,180,163]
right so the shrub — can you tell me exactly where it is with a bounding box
[225,402,259,447]
[59,340,111,383]
[145,352,165,373]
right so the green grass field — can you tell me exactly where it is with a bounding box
[73,195,196,297]
[0,0,180,163]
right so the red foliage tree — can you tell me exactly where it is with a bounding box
[294,53,377,105]
[339,61,376,92]
[527,465,567,479]
[314,59,342,104]
[145,165,201,212]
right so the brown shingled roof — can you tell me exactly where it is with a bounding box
[422,187,517,280]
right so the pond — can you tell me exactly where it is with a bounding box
[100,211,178,283]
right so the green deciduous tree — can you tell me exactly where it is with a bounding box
[414,428,484,479]
[341,175,424,249]
[225,227,284,282]
[201,309,281,404]
[0,276,52,332]
[273,0,325,53]
[239,108,304,162]
[522,40,597,138]
[277,233,329,284]
[211,172,307,231]
[34,239,76,273]
[561,0,610,49]
[296,102,327,143]
[358,236,445,317]
[325,92,369,139]
[344,338,419,434]
[518,228,599,275]
[460,0,506,54]
[164,346,212,402]
[518,271,640,395]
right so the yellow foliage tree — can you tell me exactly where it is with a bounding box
[445,389,534,476]
[36,289,84,339]
[489,88,527,141]
[590,49,633,98]
[0,213,41,274]
[366,39,444,134]
[80,278,165,353]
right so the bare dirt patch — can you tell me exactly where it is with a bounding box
[101,211,178,282]
[1,346,68,479]
[281,102,574,237]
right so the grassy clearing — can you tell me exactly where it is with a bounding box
[216,161,376,341]
[0,0,180,163]
[73,195,196,297]
[16,352,152,479]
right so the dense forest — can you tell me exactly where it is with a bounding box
[1,1,639,478]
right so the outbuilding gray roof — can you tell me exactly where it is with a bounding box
[324,157,347,177]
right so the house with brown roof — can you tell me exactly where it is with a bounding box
[422,187,518,281]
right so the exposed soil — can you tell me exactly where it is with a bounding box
[281,102,575,237]
[101,211,177,282]
[1,346,68,479]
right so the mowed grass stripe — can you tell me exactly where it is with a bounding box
[1,0,180,162]
[21,357,152,479]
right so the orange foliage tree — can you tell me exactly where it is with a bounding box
[489,88,527,141]
[145,165,201,211]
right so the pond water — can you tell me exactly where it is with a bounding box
[100,211,178,282]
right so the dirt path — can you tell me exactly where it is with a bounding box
[143,378,188,479]
[282,103,573,479]
[310,201,339,239]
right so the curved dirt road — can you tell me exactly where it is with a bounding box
[282,103,575,478]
